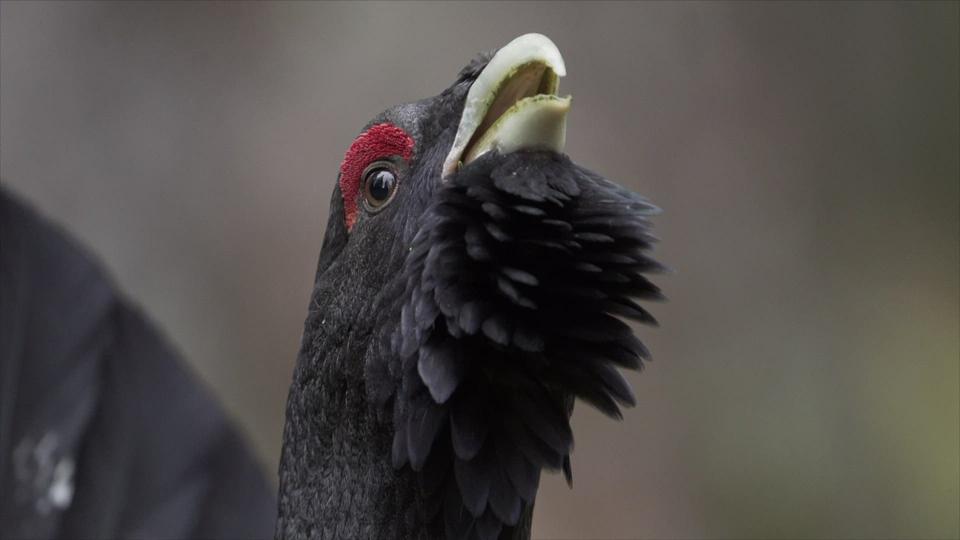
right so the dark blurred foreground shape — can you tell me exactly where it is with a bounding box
[0,188,275,539]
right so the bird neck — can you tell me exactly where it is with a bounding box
[275,305,426,539]
[275,272,537,540]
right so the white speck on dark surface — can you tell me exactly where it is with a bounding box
[12,432,75,516]
[48,457,75,510]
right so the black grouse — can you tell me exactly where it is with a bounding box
[276,33,664,540]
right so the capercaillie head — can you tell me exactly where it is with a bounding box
[277,33,664,540]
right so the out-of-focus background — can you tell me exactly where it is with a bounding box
[1,1,957,538]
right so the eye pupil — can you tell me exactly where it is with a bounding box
[369,169,395,202]
[362,162,400,212]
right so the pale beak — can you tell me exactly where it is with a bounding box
[442,33,571,179]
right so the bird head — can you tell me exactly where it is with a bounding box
[285,33,662,540]
[313,34,573,304]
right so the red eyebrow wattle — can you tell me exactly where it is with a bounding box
[339,123,415,230]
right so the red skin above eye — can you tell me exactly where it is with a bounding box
[339,123,415,231]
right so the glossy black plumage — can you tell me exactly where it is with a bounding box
[367,151,663,539]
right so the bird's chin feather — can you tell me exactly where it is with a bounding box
[366,150,663,540]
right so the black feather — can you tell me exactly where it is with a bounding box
[407,396,447,471]
[450,388,489,461]
[496,438,540,503]
[444,479,475,540]
[511,390,573,454]
[453,447,492,517]
[457,300,489,335]
[480,315,511,346]
[418,336,466,403]
[503,414,563,469]
[372,150,662,537]
[474,509,504,540]
[392,415,409,469]
[487,462,522,526]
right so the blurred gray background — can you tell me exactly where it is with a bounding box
[2,1,957,538]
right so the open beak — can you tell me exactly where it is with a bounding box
[442,33,571,179]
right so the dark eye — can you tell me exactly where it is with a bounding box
[361,161,400,211]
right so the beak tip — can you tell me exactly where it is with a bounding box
[511,33,566,76]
